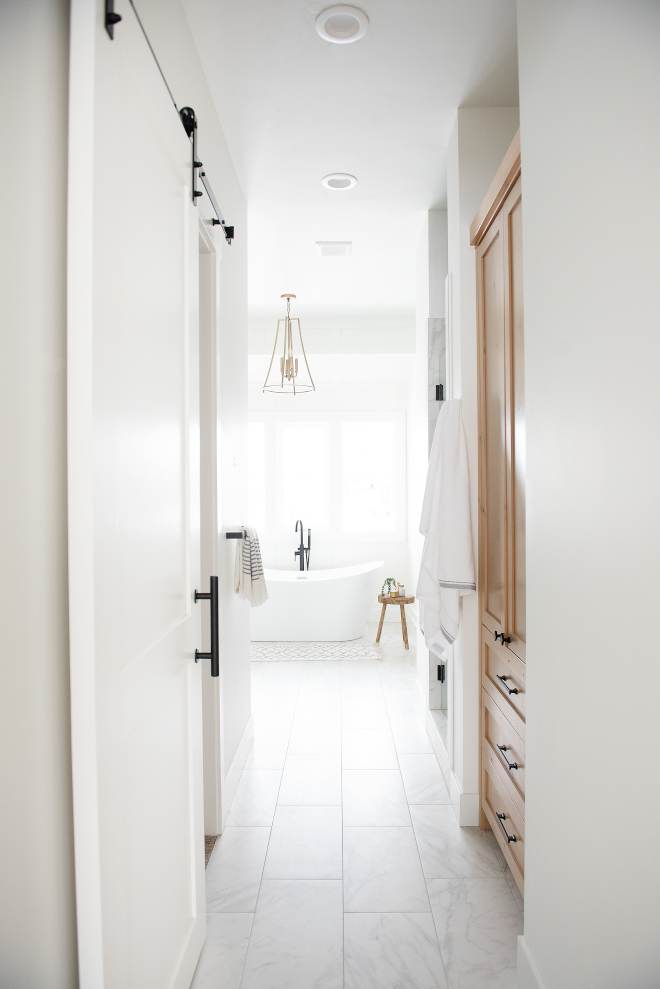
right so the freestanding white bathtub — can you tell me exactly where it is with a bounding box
[250,561,384,641]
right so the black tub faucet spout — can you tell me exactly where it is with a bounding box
[294,520,311,571]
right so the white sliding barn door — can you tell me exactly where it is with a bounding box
[68,2,205,986]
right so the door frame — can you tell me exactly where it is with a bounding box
[198,221,225,835]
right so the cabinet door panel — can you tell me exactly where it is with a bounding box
[478,220,507,634]
[505,181,526,661]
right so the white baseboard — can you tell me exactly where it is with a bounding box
[414,678,425,718]
[425,709,450,787]
[517,937,545,989]
[449,772,480,826]
[222,714,254,828]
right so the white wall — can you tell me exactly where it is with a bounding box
[249,351,414,621]
[516,2,660,987]
[0,1,78,985]
[446,108,520,823]
[249,314,415,356]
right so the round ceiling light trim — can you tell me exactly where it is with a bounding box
[322,172,358,191]
[315,5,369,44]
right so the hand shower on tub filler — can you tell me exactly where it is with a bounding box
[294,520,311,571]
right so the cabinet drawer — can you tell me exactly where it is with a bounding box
[482,689,525,817]
[482,759,525,896]
[482,628,526,736]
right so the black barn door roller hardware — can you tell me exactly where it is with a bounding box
[179,108,234,244]
[105,1,234,243]
[194,576,219,677]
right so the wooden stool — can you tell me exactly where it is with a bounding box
[376,594,415,649]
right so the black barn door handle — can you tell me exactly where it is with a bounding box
[194,575,219,677]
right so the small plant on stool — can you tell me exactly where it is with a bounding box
[382,577,397,597]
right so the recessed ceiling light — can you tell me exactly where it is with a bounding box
[316,242,352,256]
[315,5,369,44]
[322,173,358,191]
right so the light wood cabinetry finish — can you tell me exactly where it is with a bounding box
[472,130,526,896]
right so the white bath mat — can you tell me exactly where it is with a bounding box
[250,642,379,662]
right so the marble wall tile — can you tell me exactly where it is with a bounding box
[341,728,399,769]
[342,770,411,826]
[278,753,342,805]
[411,807,503,880]
[389,716,434,754]
[244,728,291,770]
[427,317,446,456]
[190,912,253,989]
[287,719,342,755]
[225,771,282,827]
[263,806,342,880]
[427,877,523,989]
[344,912,448,989]
[206,828,271,913]
[398,754,451,804]
[343,827,430,912]
[240,879,343,989]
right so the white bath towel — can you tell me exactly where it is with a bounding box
[234,527,269,607]
[417,400,475,646]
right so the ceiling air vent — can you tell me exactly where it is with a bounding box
[316,242,352,257]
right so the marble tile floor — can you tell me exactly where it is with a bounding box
[192,623,522,989]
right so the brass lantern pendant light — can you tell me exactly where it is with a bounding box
[263,294,315,395]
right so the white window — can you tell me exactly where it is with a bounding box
[341,422,395,532]
[248,412,405,540]
[279,424,328,529]
[247,421,265,531]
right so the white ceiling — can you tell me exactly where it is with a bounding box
[183,0,518,316]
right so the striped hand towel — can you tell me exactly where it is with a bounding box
[234,527,269,607]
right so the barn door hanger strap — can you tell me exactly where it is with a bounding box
[105,0,121,38]
[104,0,234,245]
[179,107,234,244]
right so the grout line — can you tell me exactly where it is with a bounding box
[237,665,302,986]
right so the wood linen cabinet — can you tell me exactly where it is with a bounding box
[471,129,526,897]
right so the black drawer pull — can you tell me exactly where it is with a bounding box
[495,674,518,695]
[494,631,511,645]
[496,744,518,771]
[496,812,517,843]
